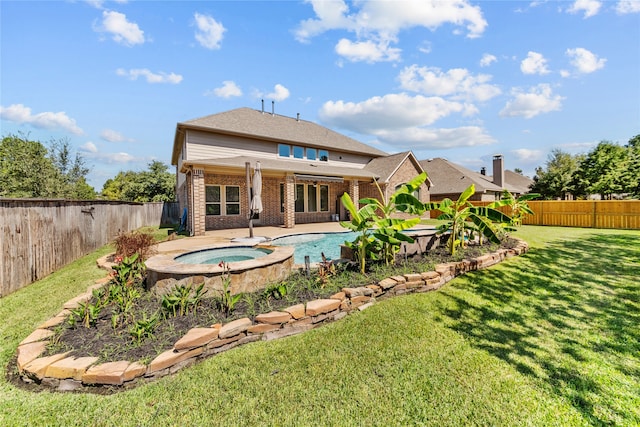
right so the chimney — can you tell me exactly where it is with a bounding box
[271,100,275,116]
[480,167,486,176]
[261,99,264,114]
[492,154,504,188]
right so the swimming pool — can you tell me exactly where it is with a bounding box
[271,232,356,264]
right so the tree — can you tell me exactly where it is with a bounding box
[530,149,582,200]
[514,168,523,175]
[102,161,175,202]
[49,138,96,199]
[0,133,94,199]
[571,141,627,199]
[621,135,640,198]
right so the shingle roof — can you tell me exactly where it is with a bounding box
[419,158,533,197]
[172,107,388,164]
[364,151,431,185]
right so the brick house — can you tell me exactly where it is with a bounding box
[171,107,430,236]
[419,155,533,202]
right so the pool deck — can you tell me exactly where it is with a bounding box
[155,222,349,256]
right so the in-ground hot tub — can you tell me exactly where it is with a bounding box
[145,244,294,297]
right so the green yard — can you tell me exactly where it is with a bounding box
[1,225,638,426]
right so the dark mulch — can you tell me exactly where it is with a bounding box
[42,237,520,367]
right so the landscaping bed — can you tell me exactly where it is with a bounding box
[11,237,524,393]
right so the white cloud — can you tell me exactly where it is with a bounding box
[567,0,601,18]
[100,129,133,142]
[266,84,290,102]
[95,10,145,46]
[116,68,183,84]
[211,81,243,98]
[511,148,543,163]
[376,126,496,150]
[398,65,501,102]
[0,103,83,135]
[319,93,467,134]
[194,12,226,50]
[335,38,401,63]
[294,0,487,62]
[616,0,640,14]
[566,47,606,74]
[500,84,564,119]
[86,0,128,8]
[80,142,98,153]
[520,51,550,75]
[480,53,497,67]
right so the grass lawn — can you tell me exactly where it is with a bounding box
[1,225,638,426]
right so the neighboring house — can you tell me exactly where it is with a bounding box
[171,107,430,235]
[419,155,533,202]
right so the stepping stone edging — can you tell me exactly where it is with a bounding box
[16,240,529,392]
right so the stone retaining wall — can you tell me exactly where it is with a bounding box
[15,239,529,392]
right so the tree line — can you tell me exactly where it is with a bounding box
[1,134,175,202]
[530,135,639,200]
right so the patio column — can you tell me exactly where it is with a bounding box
[191,168,206,236]
[284,174,295,228]
[349,179,359,209]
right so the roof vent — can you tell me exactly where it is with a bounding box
[297,113,300,122]
[261,99,264,114]
[271,101,275,116]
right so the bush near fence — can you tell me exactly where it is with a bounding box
[430,200,640,230]
[0,200,179,297]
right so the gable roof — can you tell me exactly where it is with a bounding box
[419,158,533,196]
[172,107,388,164]
[420,158,502,196]
[364,151,431,186]
[503,170,534,194]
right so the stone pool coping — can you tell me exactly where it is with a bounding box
[15,239,529,392]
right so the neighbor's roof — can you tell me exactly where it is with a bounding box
[172,107,388,165]
[420,158,506,196]
[182,156,381,180]
[364,151,431,186]
[502,170,534,194]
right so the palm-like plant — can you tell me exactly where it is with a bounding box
[488,190,540,226]
[426,184,513,255]
[340,193,378,274]
[340,172,428,273]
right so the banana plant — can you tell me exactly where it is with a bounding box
[425,184,513,255]
[340,192,378,274]
[359,172,427,266]
[488,189,540,226]
[341,172,428,272]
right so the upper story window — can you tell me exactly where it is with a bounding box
[293,146,304,159]
[307,148,317,161]
[277,144,329,162]
[278,144,290,157]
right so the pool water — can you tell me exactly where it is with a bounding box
[175,246,273,264]
[271,232,356,264]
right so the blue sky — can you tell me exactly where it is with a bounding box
[1,0,639,190]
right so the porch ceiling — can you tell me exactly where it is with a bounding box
[181,156,380,181]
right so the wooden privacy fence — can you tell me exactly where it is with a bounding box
[0,200,180,297]
[430,200,640,230]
